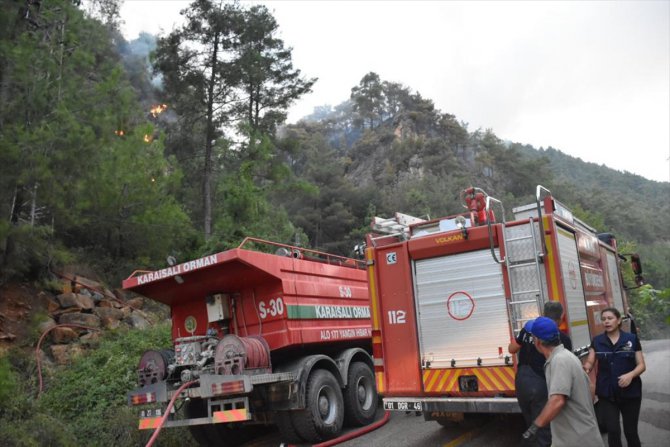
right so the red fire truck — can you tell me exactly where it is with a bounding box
[366,186,640,425]
[124,238,376,445]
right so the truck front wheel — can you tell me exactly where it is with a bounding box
[291,369,344,442]
[343,362,377,426]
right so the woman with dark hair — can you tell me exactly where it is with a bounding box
[584,307,646,447]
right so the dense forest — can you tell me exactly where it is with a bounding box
[0,1,668,445]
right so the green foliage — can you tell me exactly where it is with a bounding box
[37,323,195,446]
[0,355,18,411]
[0,413,77,447]
[154,0,314,240]
[629,286,670,339]
[0,0,195,282]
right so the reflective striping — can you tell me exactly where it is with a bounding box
[473,369,494,390]
[545,220,560,300]
[373,358,384,366]
[212,409,250,423]
[422,367,515,393]
[372,335,382,343]
[570,319,589,327]
[376,372,385,393]
[366,248,382,330]
[480,367,504,390]
[138,417,162,430]
[426,370,441,391]
[436,370,451,391]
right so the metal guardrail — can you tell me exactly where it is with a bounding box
[238,237,366,269]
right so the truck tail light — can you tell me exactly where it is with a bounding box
[130,392,157,405]
[211,380,245,396]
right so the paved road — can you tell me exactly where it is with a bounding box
[247,339,670,447]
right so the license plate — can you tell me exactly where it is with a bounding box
[383,400,422,411]
[140,408,163,418]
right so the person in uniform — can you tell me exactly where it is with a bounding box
[509,301,572,446]
[521,317,603,447]
[584,307,645,447]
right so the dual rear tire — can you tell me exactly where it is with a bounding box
[276,362,377,443]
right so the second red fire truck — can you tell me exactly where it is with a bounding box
[366,185,640,425]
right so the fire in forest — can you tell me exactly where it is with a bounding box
[150,104,168,118]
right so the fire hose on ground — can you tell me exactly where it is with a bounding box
[309,410,391,447]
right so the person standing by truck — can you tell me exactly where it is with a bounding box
[584,307,645,447]
[509,301,572,446]
[521,317,603,447]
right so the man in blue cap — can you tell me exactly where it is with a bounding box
[521,316,603,447]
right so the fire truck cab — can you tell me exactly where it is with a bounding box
[366,185,636,422]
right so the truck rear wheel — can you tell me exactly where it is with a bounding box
[291,369,344,442]
[343,362,377,426]
[275,410,304,444]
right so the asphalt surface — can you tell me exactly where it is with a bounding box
[244,339,670,447]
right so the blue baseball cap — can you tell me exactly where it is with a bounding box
[526,316,559,342]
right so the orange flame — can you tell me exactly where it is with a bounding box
[115,130,125,136]
[150,104,168,117]
[144,134,152,143]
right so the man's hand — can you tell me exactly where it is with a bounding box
[521,422,539,445]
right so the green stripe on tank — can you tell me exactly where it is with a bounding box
[286,304,371,319]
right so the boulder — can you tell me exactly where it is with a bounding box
[56,292,80,309]
[93,307,124,321]
[113,288,128,301]
[58,312,101,328]
[38,317,57,334]
[76,293,95,310]
[47,297,61,314]
[51,327,79,344]
[127,297,144,310]
[55,292,93,310]
[120,306,132,319]
[52,307,83,317]
[50,344,84,365]
[80,331,100,345]
[91,291,104,303]
[0,331,16,341]
[101,317,121,330]
[125,313,149,329]
[98,299,114,308]
[73,276,103,294]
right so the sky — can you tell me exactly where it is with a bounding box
[119,1,670,182]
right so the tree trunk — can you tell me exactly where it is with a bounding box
[203,31,220,240]
[30,183,37,227]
